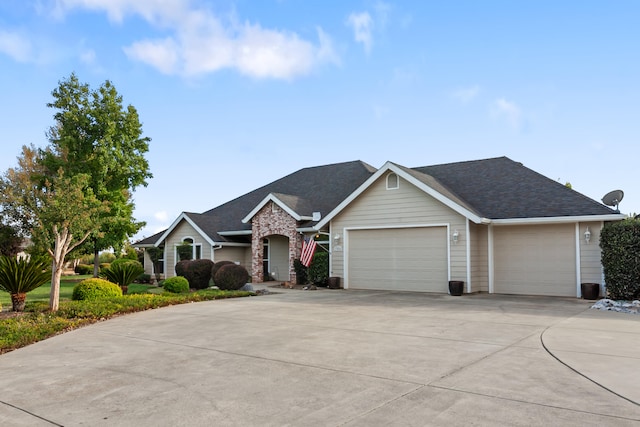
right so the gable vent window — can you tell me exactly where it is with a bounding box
[386,173,399,190]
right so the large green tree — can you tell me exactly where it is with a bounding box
[0,145,106,311]
[42,73,152,275]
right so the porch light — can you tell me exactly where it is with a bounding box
[452,229,459,244]
[584,227,591,244]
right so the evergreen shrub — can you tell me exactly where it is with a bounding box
[600,219,640,300]
[163,276,189,293]
[214,264,249,290]
[72,278,122,301]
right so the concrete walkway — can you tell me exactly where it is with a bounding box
[1,288,639,426]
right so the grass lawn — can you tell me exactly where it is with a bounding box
[0,275,91,309]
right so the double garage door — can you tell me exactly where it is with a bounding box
[347,227,448,292]
[346,224,578,296]
[493,224,576,297]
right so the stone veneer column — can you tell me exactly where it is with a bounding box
[250,202,303,283]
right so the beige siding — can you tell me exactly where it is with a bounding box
[213,246,251,271]
[331,174,467,287]
[348,227,448,292]
[493,224,576,296]
[579,221,603,285]
[469,223,489,292]
[164,220,212,278]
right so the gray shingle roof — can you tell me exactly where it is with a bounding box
[412,156,615,219]
[162,160,377,244]
[135,156,616,247]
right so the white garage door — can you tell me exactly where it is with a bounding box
[494,224,576,296]
[347,227,448,292]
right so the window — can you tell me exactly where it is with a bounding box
[177,237,201,261]
[263,238,270,280]
[386,172,399,190]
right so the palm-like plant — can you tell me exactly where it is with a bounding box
[0,256,51,312]
[100,261,144,295]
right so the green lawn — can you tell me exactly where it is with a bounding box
[0,275,90,309]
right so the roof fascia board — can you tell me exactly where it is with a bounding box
[154,212,217,247]
[218,230,253,236]
[241,193,304,223]
[317,161,482,228]
[212,242,252,247]
[491,214,625,225]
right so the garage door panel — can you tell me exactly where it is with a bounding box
[494,224,576,297]
[347,227,448,292]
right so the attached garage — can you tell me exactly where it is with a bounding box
[493,224,576,297]
[346,227,449,292]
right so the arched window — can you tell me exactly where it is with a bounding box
[386,172,399,190]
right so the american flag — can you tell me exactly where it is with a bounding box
[300,237,317,267]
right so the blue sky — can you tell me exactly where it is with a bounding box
[1,1,638,239]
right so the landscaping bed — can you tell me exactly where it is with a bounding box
[0,288,254,354]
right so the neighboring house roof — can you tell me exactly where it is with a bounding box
[135,156,622,248]
[137,160,377,246]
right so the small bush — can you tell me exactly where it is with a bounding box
[293,259,308,285]
[74,264,93,275]
[163,276,189,293]
[72,278,122,301]
[214,264,249,291]
[212,261,235,281]
[136,273,151,284]
[601,219,640,300]
[308,251,329,286]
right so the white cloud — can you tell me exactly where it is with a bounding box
[154,210,169,222]
[452,85,480,104]
[53,0,338,79]
[0,30,33,62]
[347,11,373,54]
[492,98,523,129]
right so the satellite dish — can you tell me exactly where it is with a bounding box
[602,189,624,213]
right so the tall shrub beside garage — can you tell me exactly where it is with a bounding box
[600,219,640,300]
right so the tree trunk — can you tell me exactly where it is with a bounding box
[93,244,100,278]
[49,261,64,312]
[11,293,26,312]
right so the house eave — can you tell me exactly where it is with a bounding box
[490,214,625,225]
[218,230,252,236]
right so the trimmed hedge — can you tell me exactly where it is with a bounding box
[175,259,214,289]
[214,264,249,290]
[212,260,235,280]
[72,278,123,301]
[189,259,214,290]
[308,251,329,286]
[74,264,93,275]
[163,276,189,293]
[600,219,640,300]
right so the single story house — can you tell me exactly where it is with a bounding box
[135,157,623,297]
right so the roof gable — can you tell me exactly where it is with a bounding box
[241,193,315,223]
[316,162,485,229]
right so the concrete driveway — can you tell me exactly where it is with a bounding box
[1,288,639,426]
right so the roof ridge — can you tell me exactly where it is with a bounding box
[414,155,509,169]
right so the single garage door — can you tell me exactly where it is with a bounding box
[494,224,576,296]
[347,227,448,292]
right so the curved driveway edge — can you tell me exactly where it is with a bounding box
[541,308,640,406]
[1,290,640,426]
